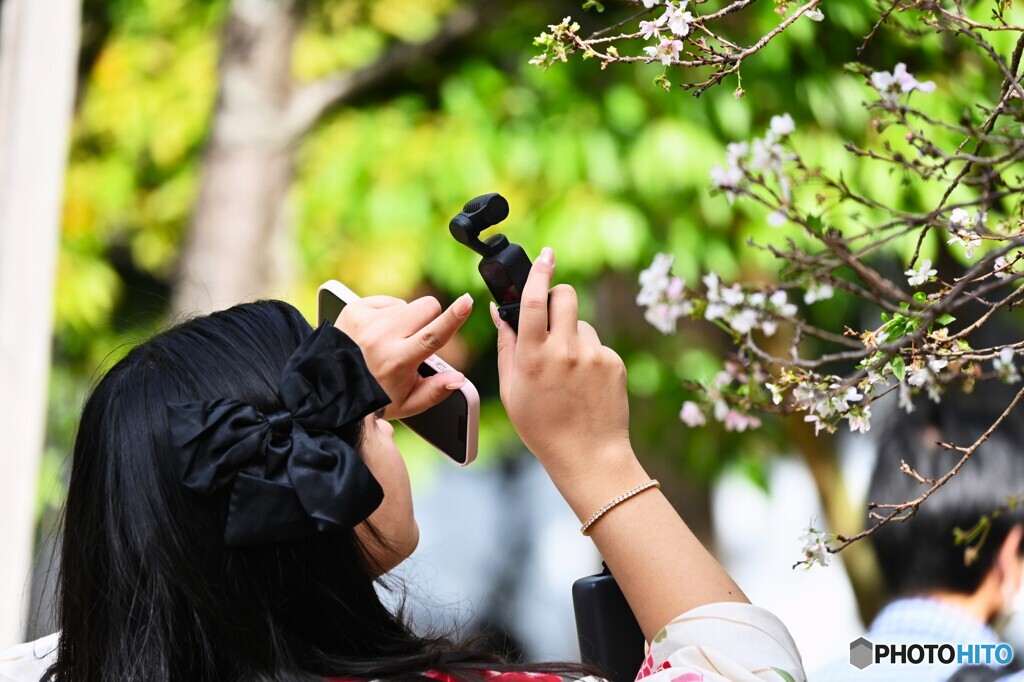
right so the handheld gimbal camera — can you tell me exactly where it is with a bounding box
[449,193,645,682]
[448,193,532,332]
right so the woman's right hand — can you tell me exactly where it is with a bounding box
[491,247,635,483]
[493,247,749,644]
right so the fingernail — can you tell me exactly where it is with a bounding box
[538,247,554,266]
[453,293,473,318]
[489,301,500,328]
[445,373,466,390]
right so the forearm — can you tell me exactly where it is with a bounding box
[546,446,748,642]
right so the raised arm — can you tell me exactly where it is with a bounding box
[492,246,748,642]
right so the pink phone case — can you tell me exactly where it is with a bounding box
[317,280,479,466]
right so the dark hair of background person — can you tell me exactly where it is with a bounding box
[869,383,1024,598]
[44,300,594,682]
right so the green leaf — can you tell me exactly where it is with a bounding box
[582,0,605,10]
[937,313,956,325]
[913,291,927,304]
[891,356,906,382]
[772,668,797,682]
[880,312,889,322]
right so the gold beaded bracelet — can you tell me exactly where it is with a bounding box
[580,479,661,536]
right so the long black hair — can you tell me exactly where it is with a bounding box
[46,301,586,681]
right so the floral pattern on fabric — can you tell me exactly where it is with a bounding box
[634,602,806,682]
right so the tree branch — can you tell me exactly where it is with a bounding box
[285,2,494,140]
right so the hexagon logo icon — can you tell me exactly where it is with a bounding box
[850,637,874,669]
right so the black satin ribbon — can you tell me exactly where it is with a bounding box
[169,324,391,547]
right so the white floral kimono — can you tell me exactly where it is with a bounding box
[0,602,805,682]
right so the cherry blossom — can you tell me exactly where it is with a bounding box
[804,281,834,304]
[904,259,936,287]
[799,519,835,568]
[664,2,695,37]
[804,8,824,21]
[639,18,665,41]
[994,347,1021,384]
[994,256,1013,279]
[871,63,936,100]
[680,401,706,427]
[644,37,683,66]
[768,113,795,138]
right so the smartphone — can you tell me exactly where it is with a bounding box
[317,280,479,466]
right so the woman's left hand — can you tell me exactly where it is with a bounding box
[334,293,473,420]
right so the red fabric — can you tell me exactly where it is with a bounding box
[329,672,566,682]
[423,673,564,682]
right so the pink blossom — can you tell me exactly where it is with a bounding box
[723,409,761,432]
[680,401,706,427]
[639,17,665,40]
[644,37,683,66]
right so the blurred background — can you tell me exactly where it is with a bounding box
[3,0,1020,674]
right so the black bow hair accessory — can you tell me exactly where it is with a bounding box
[169,324,391,547]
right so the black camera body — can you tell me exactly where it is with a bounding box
[450,193,646,681]
[449,193,532,331]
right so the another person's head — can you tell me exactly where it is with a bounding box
[869,388,1024,621]
[46,301,473,681]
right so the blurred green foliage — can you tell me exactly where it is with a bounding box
[45,0,1013,512]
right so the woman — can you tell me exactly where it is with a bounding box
[0,248,805,681]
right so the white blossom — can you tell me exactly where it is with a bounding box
[713,398,729,422]
[804,281,834,304]
[829,384,863,414]
[704,301,727,321]
[725,141,749,165]
[994,346,1021,384]
[804,414,827,436]
[729,308,758,334]
[905,259,937,287]
[769,113,795,138]
[663,3,695,37]
[799,518,834,568]
[768,210,787,227]
[995,256,1012,279]
[948,232,983,259]
[637,254,694,334]
[769,289,798,317]
[793,381,816,408]
[847,405,871,434]
[710,164,744,202]
[643,299,693,334]
[639,253,673,288]
[721,285,745,307]
[767,382,785,405]
[644,37,683,65]
[871,63,936,100]
[949,208,973,229]
[639,18,664,40]
[947,210,985,259]
[907,358,944,402]
[898,382,915,414]
[804,7,824,21]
